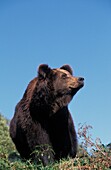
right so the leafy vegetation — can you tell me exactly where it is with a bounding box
[0,114,111,169]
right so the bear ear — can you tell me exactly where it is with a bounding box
[60,65,73,75]
[38,64,51,79]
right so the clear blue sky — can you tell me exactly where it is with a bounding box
[0,0,111,145]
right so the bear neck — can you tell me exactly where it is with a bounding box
[29,80,73,118]
[50,94,73,115]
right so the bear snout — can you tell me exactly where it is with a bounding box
[77,77,84,86]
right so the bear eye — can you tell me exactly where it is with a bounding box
[62,73,67,79]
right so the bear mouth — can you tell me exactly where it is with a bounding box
[70,81,84,90]
[78,81,84,88]
[69,81,84,95]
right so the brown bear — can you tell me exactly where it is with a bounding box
[10,64,84,166]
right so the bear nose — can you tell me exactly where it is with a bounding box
[78,77,84,82]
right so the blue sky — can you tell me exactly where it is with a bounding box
[0,0,111,144]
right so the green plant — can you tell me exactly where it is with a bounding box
[0,114,111,169]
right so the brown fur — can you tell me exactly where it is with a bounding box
[10,64,84,166]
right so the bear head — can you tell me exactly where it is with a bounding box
[30,64,84,115]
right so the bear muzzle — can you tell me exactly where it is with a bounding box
[69,76,84,92]
[77,77,84,87]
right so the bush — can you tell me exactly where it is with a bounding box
[0,114,111,169]
[0,114,15,158]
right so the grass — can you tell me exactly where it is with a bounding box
[0,114,111,170]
